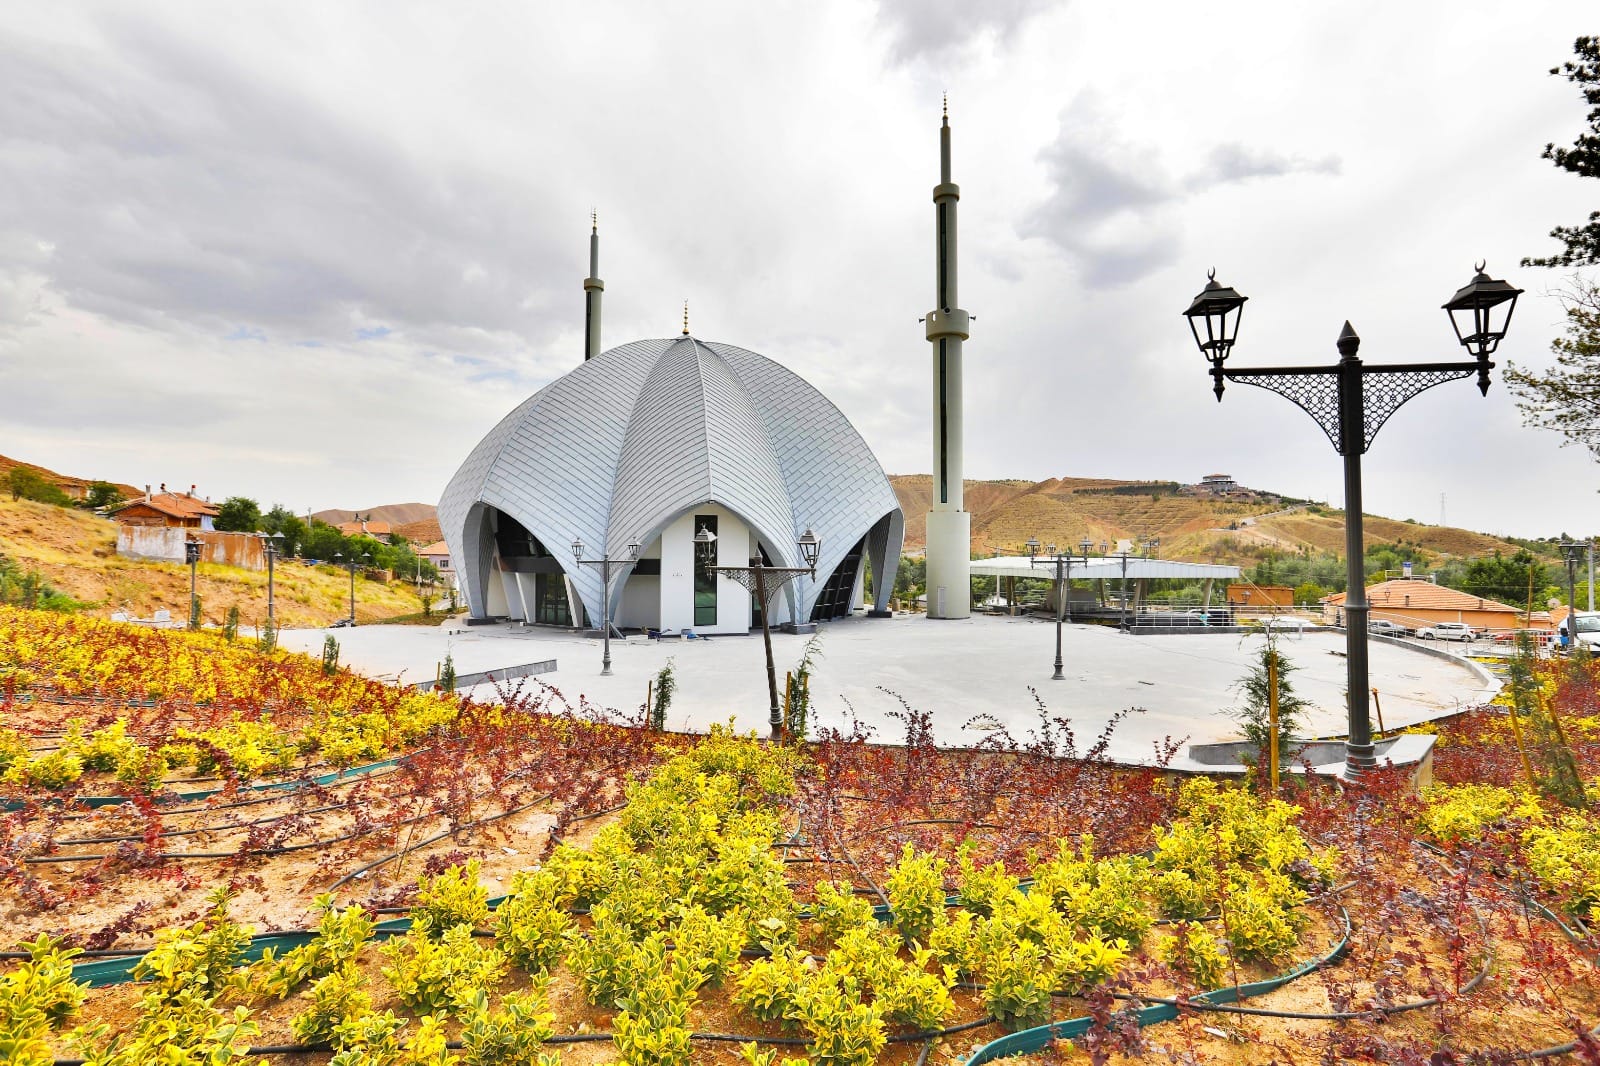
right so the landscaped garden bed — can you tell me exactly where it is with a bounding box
[1,605,1597,1063]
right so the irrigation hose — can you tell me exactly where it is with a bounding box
[48,1015,999,1064]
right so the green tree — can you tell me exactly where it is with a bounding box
[1227,632,1311,752]
[214,496,262,533]
[8,468,72,506]
[1523,37,1600,268]
[83,481,125,511]
[1506,277,1600,461]
[260,505,309,553]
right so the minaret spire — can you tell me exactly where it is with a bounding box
[923,96,971,620]
[583,210,604,361]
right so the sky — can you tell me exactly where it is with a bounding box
[1,2,1597,540]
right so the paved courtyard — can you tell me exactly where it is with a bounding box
[280,614,1496,768]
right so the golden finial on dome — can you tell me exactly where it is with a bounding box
[682,301,689,336]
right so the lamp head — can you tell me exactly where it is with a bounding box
[1025,535,1040,563]
[627,540,641,561]
[797,527,821,571]
[570,538,583,563]
[1183,269,1248,395]
[694,525,717,565]
[1444,262,1521,382]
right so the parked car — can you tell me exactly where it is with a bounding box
[1417,622,1475,641]
[1367,619,1412,637]
[1561,611,1600,652]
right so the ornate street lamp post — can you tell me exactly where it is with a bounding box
[1027,536,1092,680]
[333,551,370,626]
[570,537,640,676]
[1183,263,1521,777]
[185,539,202,630]
[263,531,285,627]
[696,526,821,740]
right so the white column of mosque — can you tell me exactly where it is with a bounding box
[924,97,971,620]
[584,212,604,361]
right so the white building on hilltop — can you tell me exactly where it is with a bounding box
[438,226,904,634]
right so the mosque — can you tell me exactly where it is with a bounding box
[437,109,975,634]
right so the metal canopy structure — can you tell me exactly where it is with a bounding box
[968,557,1241,581]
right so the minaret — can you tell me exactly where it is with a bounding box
[924,96,971,620]
[583,212,603,360]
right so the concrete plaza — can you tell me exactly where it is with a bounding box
[280,614,1496,769]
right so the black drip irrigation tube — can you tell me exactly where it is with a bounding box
[48,1017,999,1065]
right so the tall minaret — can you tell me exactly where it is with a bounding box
[924,96,971,620]
[583,212,603,360]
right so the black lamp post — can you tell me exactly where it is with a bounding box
[1561,540,1585,650]
[1027,535,1092,680]
[333,551,370,626]
[263,531,285,627]
[184,539,202,630]
[1184,263,1521,777]
[571,537,641,676]
[696,526,821,740]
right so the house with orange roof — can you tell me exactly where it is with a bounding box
[337,518,394,539]
[418,539,456,588]
[1321,578,1533,633]
[109,484,220,530]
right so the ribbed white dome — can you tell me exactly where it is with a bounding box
[438,336,904,625]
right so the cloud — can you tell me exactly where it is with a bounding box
[1020,97,1341,287]
[875,0,1062,64]
[1184,143,1341,191]
[0,17,570,363]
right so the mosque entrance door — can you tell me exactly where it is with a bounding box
[534,573,571,626]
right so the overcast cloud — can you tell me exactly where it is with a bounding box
[0,2,1597,539]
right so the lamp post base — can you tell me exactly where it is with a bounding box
[1344,741,1378,778]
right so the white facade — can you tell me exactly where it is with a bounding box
[438,335,904,634]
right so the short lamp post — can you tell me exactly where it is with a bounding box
[1027,536,1092,680]
[333,551,370,626]
[263,531,285,627]
[696,526,821,740]
[1561,540,1585,650]
[570,537,641,676]
[1184,263,1521,777]
[184,539,202,630]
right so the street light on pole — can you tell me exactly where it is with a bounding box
[696,525,821,740]
[571,537,640,676]
[334,551,370,626]
[263,531,285,627]
[1028,535,1091,680]
[1183,263,1521,777]
[185,539,202,630]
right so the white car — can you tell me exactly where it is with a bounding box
[1418,622,1475,642]
[1565,611,1600,651]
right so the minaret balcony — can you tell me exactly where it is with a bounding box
[925,308,970,341]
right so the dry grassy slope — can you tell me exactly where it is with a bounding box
[0,454,139,499]
[0,498,430,627]
[889,474,1525,566]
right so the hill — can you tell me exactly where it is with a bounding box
[0,453,139,502]
[0,497,434,626]
[887,474,1529,567]
[313,502,438,528]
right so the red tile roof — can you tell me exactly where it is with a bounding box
[111,492,220,521]
[1324,579,1519,614]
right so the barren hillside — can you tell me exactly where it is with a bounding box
[0,453,138,500]
[889,474,1527,566]
[313,502,438,527]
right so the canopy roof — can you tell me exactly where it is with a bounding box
[968,556,1242,581]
